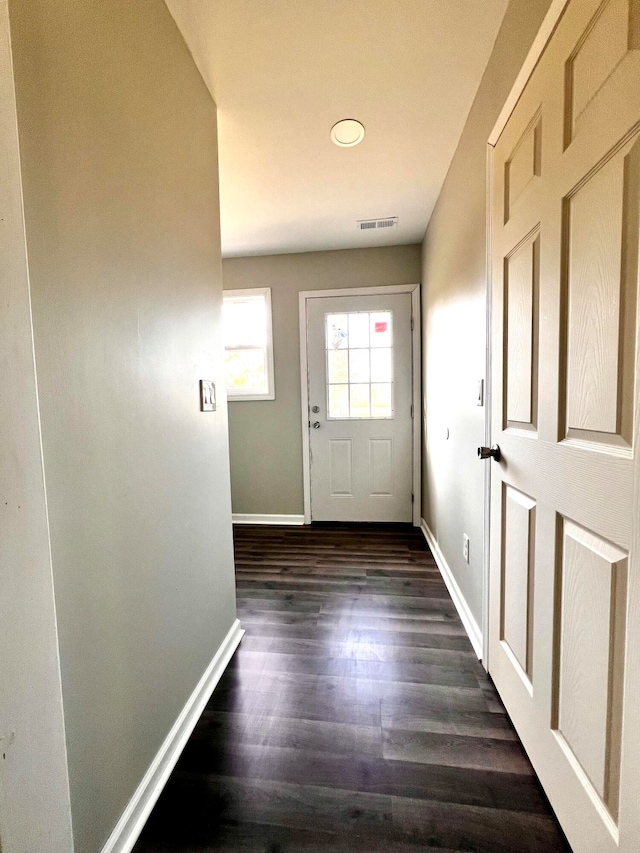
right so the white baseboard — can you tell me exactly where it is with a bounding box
[101,618,244,853]
[232,513,305,526]
[420,519,483,660]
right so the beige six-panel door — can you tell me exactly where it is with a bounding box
[489,1,640,851]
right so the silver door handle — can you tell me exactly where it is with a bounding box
[312,421,321,429]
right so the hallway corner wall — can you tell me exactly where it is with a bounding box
[420,0,553,631]
[0,2,73,849]
[8,0,237,850]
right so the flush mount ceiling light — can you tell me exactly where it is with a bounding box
[331,119,365,147]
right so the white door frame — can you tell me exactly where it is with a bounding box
[299,283,421,526]
[0,2,74,850]
[482,0,574,666]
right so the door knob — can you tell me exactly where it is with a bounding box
[311,405,320,413]
[478,444,501,461]
[312,421,321,429]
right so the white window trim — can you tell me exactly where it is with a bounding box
[223,287,275,401]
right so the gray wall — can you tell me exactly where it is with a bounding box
[223,245,421,515]
[0,5,72,848]
[9,1,237,851]
[420,0,552,627]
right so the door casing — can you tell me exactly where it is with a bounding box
[299,283,421,525]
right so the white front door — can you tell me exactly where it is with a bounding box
[488,1,640,851]
[306,292,413,522]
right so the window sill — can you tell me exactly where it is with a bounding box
[227,392,276,402]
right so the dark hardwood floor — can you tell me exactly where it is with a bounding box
[134,523,570,853]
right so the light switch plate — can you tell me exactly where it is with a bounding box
[200,380,216,412]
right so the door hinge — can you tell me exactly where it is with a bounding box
[410,403,414,419]
[411,492,414,503]
[411,316,414,331]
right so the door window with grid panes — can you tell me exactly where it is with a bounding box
[325,311,393,418]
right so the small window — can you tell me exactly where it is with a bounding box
[325,310,394,419]
[223,288,275,401]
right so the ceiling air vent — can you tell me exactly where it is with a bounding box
[357,217,398,231]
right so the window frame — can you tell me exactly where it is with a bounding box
[223,287,275,401]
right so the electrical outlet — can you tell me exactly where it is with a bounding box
[463,534,470,563]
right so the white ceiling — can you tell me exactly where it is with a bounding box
[165,0,508,258]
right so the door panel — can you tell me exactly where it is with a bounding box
[502,485,536,680]
[505,232,540,430]
[489,1,640,851]
[505,111,542,221]
[329,439,353,496]
[369,438,394,496]
[554,520,627,812]
[306,293,413,522]
[563,135,640,447]
[565,0,639,147]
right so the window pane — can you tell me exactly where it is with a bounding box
[325,309,394,419]
[349,349,370,383]
[328,384,349,418]
[328,349,348,383]
[223,296,267,347]
[371,383,392,417]
[225,348,268,394]
[222,289,274,399]
[348,313,369,348]
[370,348,392,382]
[327,314,348,349]
[370,312,392,347]
[349,384,371,418]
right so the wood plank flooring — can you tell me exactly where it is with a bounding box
[133,523,570,853]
